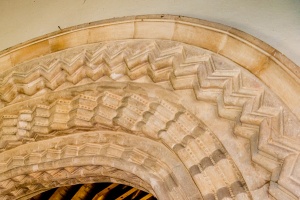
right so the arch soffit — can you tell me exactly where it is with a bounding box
[0,15,299,200]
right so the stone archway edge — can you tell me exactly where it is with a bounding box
[0,15,299,119]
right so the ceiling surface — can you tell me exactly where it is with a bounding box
[31,183,156,200]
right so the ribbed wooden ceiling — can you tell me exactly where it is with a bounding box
[30,183,156,200]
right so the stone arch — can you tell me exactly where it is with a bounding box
[1,131,199,200]
[0,15,299,200]
[0,83,250,200]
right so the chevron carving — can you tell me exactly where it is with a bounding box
[0,91,250,199]
[0,41,298,168]
[0,40,299,199]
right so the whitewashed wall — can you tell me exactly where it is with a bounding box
[0,0,299,65]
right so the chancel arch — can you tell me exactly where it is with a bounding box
[0,15,299,200]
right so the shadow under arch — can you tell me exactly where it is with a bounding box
[1,131,198,200]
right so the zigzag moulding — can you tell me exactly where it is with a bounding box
[0,15,299,200]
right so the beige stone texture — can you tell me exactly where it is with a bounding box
[49,30,89,52]
[88,22,135,43]
[10,40,51,66]
[0,15,299,200]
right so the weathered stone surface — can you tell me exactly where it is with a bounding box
[0,15,299,200]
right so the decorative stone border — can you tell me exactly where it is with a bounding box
[0,15,299,200]
[0,15,299,119]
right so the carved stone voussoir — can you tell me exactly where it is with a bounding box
[0,15,299,200]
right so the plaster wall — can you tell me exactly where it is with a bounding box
[0,0,299,66]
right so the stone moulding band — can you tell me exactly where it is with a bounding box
[4,165,154,200]
[0,15,299,200]
[0,131,202,200]
[0,15,299,119]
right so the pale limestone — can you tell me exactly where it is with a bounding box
[0,16,299,200]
